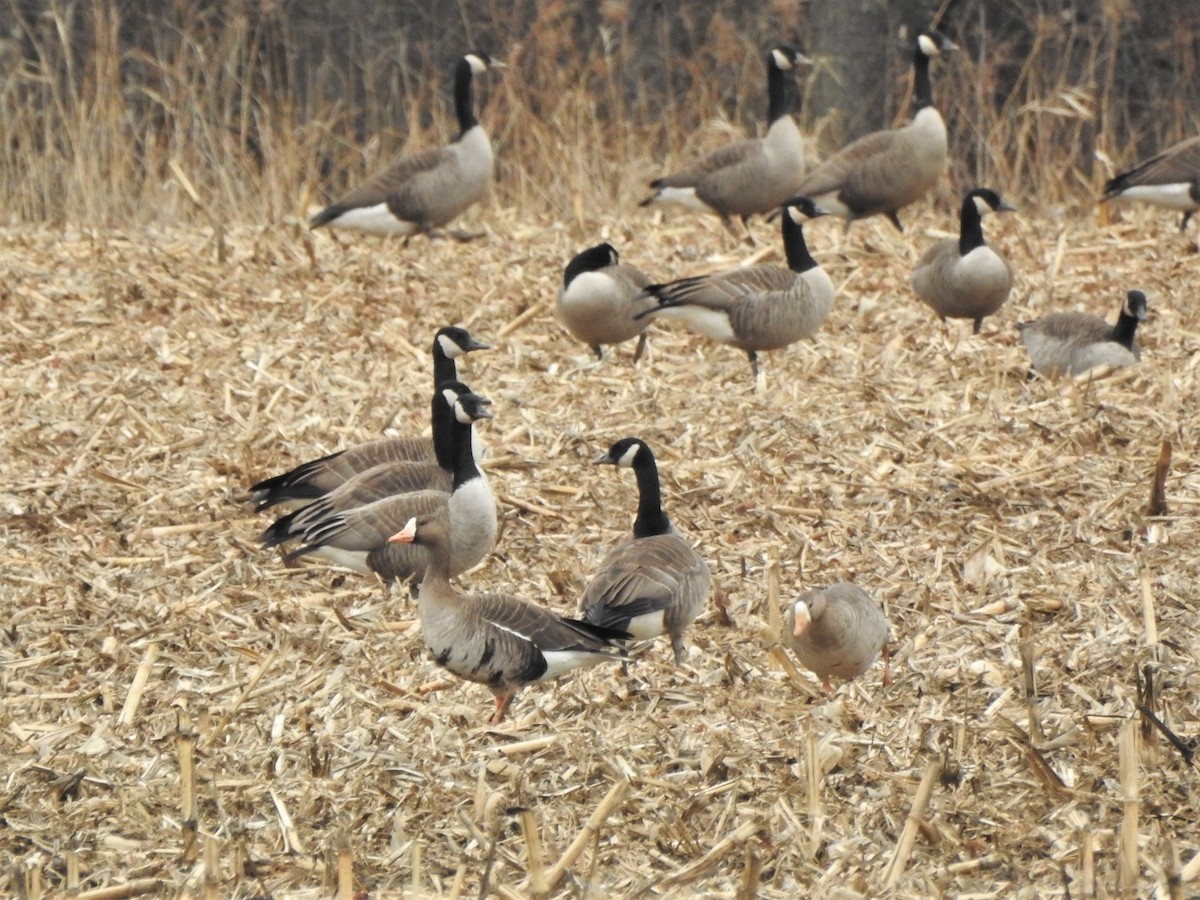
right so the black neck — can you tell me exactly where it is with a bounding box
[430,391,456,470]
[782,213,818,272]
[912,48,933,114]
[454,58,478,138]
[450,410,482,490]
[631,453,671,538]
[432,344,458,388]
[958,196,986,255]
[1111,308,1142,349]
[766,56,798,124]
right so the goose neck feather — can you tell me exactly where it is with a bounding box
[1110,308,1142,350]
[454,57,478,137]
[766,53,799,125]
[958,194,986,256]
[912,46,934,113]
[782,214,819,273]
[631,453,672,538]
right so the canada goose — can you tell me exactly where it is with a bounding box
[1017,290,1149,377]
[910,187,1015,333]
[557,243,654,361]
[634,197,833,378]
[783,583,891,690]
[310,51,503,238]
[1102,136,1200,231]
[793,29,957,231]
[249,326,488,511]
[580,438,711,665]
[640,44,810,236]
[390,514,628,723]
[260,382,497,585]
[261,387,492,543]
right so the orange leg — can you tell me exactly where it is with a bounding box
[489,689,516,724]
[881,642,893,687]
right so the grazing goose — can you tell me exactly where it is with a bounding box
[910,187,1015,334]
[261,388,492,544]
[783,583,891,691]
[793,29,957,231]
[580,438,712,665]
[249,326,488,511]
[390,514,628,723]
[634,197,834,379]
[1103,136,1200,231]
[557,243,654,361]
[1018,289,1149,377]
[310,51,503,238]
[260,382,497,586]
[640,44,810,236]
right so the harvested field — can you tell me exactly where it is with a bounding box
[1,202,1198,898]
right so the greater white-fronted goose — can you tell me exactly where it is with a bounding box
[557,243,654,361]
[910,187,1015,334]
[1103,136,1200,231]
[1018,289,1148,377]
[260,382,497,586]
[310,51,503,238]
[580,438,711,665]
[784,583,891,690]
[641,44,810,237]
[634,197,833,378]
[249,326,488,511]
[390,514,628,723]
[793,29,957,231]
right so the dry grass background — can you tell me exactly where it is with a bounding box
[2,194,1199,897]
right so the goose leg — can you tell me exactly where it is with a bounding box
[886,211,904,232]
[881,641,893,687]
[670,634,687,667]
[632,332,648,363]
[489,689,516,723]
[972,317,983,335]
[591,344,604,361]
[746,350,759,380]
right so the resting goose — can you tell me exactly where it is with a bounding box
[640,44,810,237]
[910,187,1015,333]
[260,382,497,586]
[783,583,891,690]
[249,326,488,511]
[557,243,654,361]
[1018,289,1148,378]
[310,51,503,238]
[580,438,711,665]
[261,386,491,544]
[1103,136,1200,231]
[634,197,834,379]
[793,29,957,231]
[390,514,628,723]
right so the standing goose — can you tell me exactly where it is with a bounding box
[310,51,503,238]
[260,382,497,586]
[390,514,628,723]
[1017,289,1149,378]
[1102,136,1200,231]
[783,583,891,691]
[910,187,1015,334]
[640,44,810,236]
[580,438,711,665]
[261,387,492,543]
[557,243,654,361]
[634,197,833,379]
[793,29,957,231]
[249,326,488,511]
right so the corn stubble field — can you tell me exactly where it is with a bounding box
[2,196,1198,898]
[2,10,1200,894]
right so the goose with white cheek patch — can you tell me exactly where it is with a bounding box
[1018,289,1149,378]
[635,196,833,380]
[1103,136,1200,231]
[784,583,891,691]
[910,187,1015,334]
[557,243,654,361]
[390,514,629,723]
[580,438,711,665]
[260,382,497,589]
[640,44,810,239]
[793,29,957,231]
[310,51,503,239]
[248,326,488,511]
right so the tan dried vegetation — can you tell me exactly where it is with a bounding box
[1,3,1198,898]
